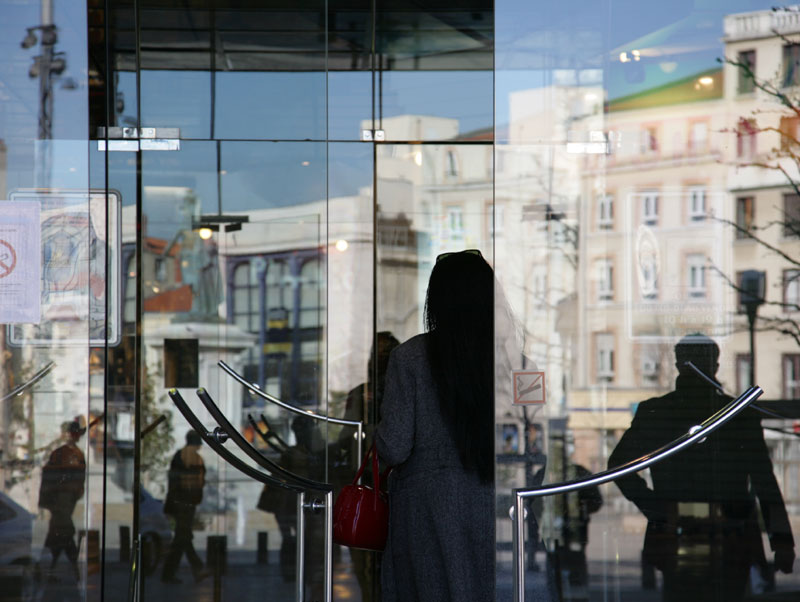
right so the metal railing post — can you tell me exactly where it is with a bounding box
[296,491,306,602]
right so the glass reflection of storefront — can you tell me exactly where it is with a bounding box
[3,1,800,601]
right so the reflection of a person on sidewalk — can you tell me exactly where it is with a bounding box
[608,334,795,601]
[553,463,602,589]
[39,420,86,580]
[335,331,399,602]
[161,430,209,584]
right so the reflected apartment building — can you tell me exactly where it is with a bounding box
[567,8,800,510]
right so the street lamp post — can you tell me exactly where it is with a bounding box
[739,270,766,388]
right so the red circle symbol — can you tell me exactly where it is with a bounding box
[0,240,17,279]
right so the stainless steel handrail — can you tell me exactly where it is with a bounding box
[196,388,331,491]
[512,385,764,602]
[683,361,788,420]
[127,537,139,602]
[0,361,55,402]
[218,359,364,464]
[169,388,332,602]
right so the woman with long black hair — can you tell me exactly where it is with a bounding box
[376,250,495,602]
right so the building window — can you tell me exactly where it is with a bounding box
[532,267,547,306]
[597,194,613,229]
[123,255,136,324]
[736,118,757,159]
[735,197,754,239]
[784,269,800,310]
[780,116,800,150]
[446,149,459,177]
[783,354,800,399]
[736,353,752,393]
[596,333,615,382]
[446,206,464,239]
[783,44,800,88]
[737,50,756,94]
[687,254,706,298]
[232,261,260,332]
[688,186,706,221]
[490,203,505,237]
[689,121,708,154]
[595,259,613,302]
[642,191,658,225]
[640,347,660,384]
[641,127,658,153]
[783,193,800,237]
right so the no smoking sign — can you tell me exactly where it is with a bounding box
[512,370,545,405]
[0,240,17,278]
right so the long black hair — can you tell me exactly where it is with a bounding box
[425,252,494,483]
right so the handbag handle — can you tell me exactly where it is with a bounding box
[351,442,391,489]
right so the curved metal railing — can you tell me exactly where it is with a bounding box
[0,361,55,402]
[512,384,764,601]
[196,388,330,492]
[168,388,332,602]
[218,359,364,464]
[248,414,292,454]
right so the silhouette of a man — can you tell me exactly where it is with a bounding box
[39,420,86,579]
[161,430,208,584]
[609,334,794,601]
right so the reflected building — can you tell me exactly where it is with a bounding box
[4,2,800,602]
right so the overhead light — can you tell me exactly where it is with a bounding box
[632,49,641,61]
[198,227,213,240]
[698,76,714,86]
[414,152,422,166]
[335,239,348,252]
[619,52,630,63]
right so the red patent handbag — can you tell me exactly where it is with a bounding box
[333,443,391,551]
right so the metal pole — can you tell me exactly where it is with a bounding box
[513,493,525,602]
[324,490,333,602]
[748,309,756,388]
[356,423,363,475]
[296,491,305,602]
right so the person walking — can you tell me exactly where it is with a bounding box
[39,420,87,581]
[161,430,209,584]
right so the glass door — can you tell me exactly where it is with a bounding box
[496,1,800,600]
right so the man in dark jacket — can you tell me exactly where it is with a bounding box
[39,420,86,579]
[161,430,208,584]
[608,334,794,601]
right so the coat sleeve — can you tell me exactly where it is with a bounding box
[608,407,667,523]
[376,348,415,467]
[747,417,794,551]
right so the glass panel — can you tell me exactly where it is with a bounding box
[375,142,494,600]
[1,3,96,602]
[375,1,493,141]
[497,1,800,600]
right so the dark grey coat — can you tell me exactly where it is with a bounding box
[376,334,494,602]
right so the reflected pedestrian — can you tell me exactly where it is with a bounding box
[161,430,209,584]
[39,420,86,580]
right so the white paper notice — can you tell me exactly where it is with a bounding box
[0,202,41,323]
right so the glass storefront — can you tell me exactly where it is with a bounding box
[1,0,799,600]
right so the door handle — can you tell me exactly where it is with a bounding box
[512,384,763,602]
[195,387,331,492]
[219,359,365,469]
